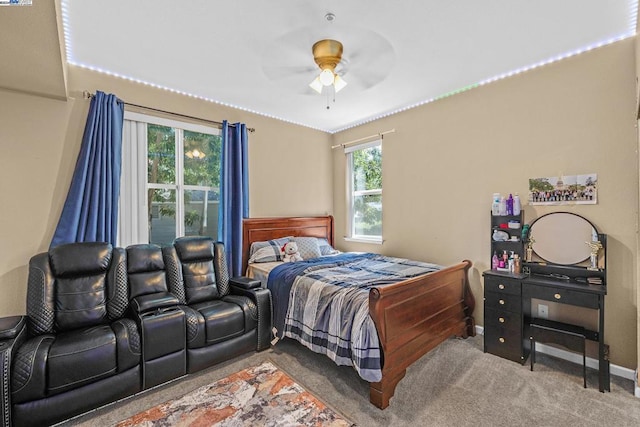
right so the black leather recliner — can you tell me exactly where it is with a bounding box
[165,237,272,373]
[126,244,186,389]
[3,242,141,427]
[0,239,272,427]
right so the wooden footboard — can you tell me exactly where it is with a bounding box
[368,259,475,408]
[242,216,475,409]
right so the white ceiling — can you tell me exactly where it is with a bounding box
[62,0,637,133]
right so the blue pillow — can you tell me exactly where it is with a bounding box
[316,238,340,256]
[248,237,292,263]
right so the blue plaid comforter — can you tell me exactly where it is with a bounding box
[267,253,442,382]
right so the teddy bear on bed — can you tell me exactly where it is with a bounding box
[281,241,303,263]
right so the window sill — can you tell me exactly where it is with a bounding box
[344,237,384,245]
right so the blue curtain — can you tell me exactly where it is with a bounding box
[217,121,249,276]
[50,91,124,248]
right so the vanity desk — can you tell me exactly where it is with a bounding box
[483,212,609,391]
[522,262,609,392]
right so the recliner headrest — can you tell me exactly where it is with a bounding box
[127,244,165,274]
[174,236,215,262]
[49,242,112,278]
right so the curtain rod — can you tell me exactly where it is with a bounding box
[83,91,255,133]
[331,129,395,149]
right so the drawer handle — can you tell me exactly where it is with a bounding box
[499,337,505,343]
[499,299,505,305]
[498,317,505,323]
[554,293,562,300]
[498,284,505,290]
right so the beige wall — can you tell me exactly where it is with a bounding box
[332,40,639,368]
[0,28,637,371]
[0,67,333,316]
[0,90,79,316]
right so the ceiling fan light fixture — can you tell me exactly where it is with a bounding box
[334,74,347,93]
[319,69,335,86]
[310,39,349,96]
[309,77,323,94]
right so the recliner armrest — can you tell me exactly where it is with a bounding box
[229,285,272,351]
[0,315,26,340]
[1,315,28,427]
[131,292,180,314]
[229,276,262,290]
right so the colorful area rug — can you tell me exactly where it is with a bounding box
[116,361,353,426]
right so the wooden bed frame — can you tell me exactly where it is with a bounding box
[242,215,476,409]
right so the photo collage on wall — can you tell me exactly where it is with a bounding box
[528,173,597,205]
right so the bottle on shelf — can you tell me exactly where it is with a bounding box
[491,193,501,216]
[492,251,499,269]
[506,194,514,215]
[513,254,521,274]
[513,193,521,216]
[498,196,507,215]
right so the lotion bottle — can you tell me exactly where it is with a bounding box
[507,194,514,215]
[491,193,501,216]
[513,193,521,216]
[498,197,507,216]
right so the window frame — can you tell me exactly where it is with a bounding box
[121,111,221,245]
[345,139,383,244]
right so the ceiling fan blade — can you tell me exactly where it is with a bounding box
[262,65,317,81]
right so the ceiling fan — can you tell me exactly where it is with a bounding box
[308,39,347,94]
[260,25,395,95]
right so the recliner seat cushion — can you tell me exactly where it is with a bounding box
[47,325,117,396]
[55,275,108,331]
[174,237,220,304]
[181,261,219,304]
[191,300,245,344]
[48,242,113,331]
[127,244,170,299]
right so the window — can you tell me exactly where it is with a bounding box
[120,112,221,247]
[345,139,382,242]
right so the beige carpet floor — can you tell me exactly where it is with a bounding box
[60,335,640,426]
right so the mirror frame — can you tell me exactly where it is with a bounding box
[528,212,599,266]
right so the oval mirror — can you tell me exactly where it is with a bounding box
[529,212,598,265]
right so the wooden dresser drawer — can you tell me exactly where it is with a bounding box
[523,283,599,309]
[484,307,522,333]
[484,275,521,296]
[484,291,521,313]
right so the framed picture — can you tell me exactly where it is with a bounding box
[528,173,597,205]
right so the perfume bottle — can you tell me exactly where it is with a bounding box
[513,254,521,274]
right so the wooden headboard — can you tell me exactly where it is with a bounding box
[242,216,334,272]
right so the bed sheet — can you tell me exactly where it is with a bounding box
[246,261,283,287]
[267,253,442,382]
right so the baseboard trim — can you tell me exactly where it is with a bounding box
[474,325,636,382]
